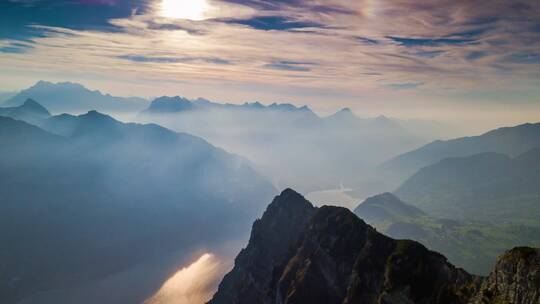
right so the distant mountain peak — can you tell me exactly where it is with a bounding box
[79,110,117,122]
[144,96,193,113]
[238,101,266,110]
[32,80,85,91]
[21,98,51,115]
[153,96,191,103]
[336,107,356,117]
[23,98,39,106]
[363,192,399,203]
[0,97,51,126]
[5,81,149,113]
[73,110,122,134]
[325,107,359,123]
[83,109,100,116]
[268,102,304,112]
[142,96,315,115]
[373,114,401,127]
[354,192,424,222]
[33,80,53,87]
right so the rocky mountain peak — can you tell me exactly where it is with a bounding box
[209,189,481,304]
[209,188,316,304]
[146,96,193,113]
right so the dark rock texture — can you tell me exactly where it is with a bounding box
[208,189,316,304]
[470,247,540,304]
[209,189,483,304]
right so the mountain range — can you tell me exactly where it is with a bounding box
[382,122,540,185]
[138,95,434,193]
[3,81,149,114]
[142,95,317,115]
[209,189,540,304]
[0,104,276,304]
[2,81,459,194]
[2,85,540,303]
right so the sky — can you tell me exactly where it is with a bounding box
[1,0,539,126]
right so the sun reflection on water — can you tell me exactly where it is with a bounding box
[145,253,227,304]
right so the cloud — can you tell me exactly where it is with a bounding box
[118,55,231,65]
[387,36,475,47]
[221,16,322,31]
[263,60,315,71]
[356,36,379,45]
[503,53,540,64]
[413,50,445,58]
[146,21,206,35]
[466,51,489,61]
[1,0,540,121]
[386,82,423,90]
[0,41,34,53]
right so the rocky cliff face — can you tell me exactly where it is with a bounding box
[209,189,484,304]
[470,247,540,304]
[209,189,540,304]
[208,189,316,304]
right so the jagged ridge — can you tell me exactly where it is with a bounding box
[209,189,486,304]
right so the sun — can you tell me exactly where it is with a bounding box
[160,0,210,20]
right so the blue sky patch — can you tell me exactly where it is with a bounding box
[222,16,322,31]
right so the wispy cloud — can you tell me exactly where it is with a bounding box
[222,16,323,31]
[386,82,423,90]
[387,36,475,47]
[1,0,539,121]
[118,55,231,65]
[263,60,315,71]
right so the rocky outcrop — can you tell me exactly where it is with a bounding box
[209,189,482,304]
[210,189,540,304]
[470,247,540,304]
[208,189,316,304]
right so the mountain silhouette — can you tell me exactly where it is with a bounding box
[382,122,540,184]
[0,111,275,304]
[3,81,148,113]
[0,98,51,125]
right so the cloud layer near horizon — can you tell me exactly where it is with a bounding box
[1,0,539,124]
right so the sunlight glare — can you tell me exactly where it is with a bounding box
[160,0,210,20]
[145,253,228,304]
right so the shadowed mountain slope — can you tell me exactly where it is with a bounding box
[0,111,275,304]
[139,97,428,193]
[0,98,51,126]
[354,193,540,275]
[382,122,540,185]
[395,150,540,224]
